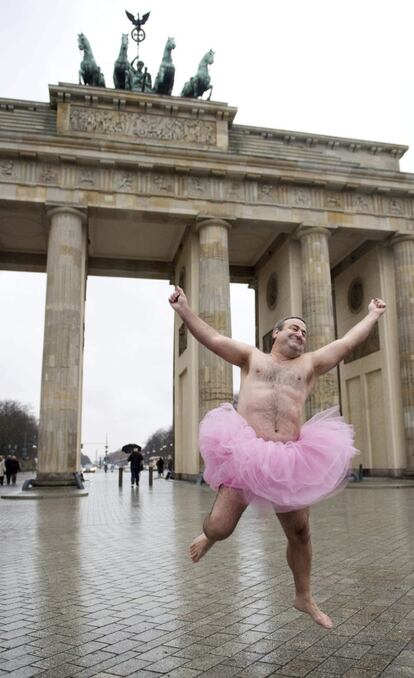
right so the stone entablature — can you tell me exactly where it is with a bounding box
[1,154,414,232]
[1,84,414,235]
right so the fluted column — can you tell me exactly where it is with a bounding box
[36,207,87,485]
[390,234,414,472]
[197,218,233,420]
[297,226,338,416]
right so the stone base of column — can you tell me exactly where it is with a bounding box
[402,468,414,478]
[32,472,82,487]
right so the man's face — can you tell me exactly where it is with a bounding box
[272,319,307,357]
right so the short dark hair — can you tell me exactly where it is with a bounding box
[273,316,306,332]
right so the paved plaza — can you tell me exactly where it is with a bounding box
[1,472,414,678]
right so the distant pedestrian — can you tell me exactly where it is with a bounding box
[165,458,174,480]
[127,445,143,487]
[156,457,164,477]
[0,456,5,486]
[9,456,21,485]
[4,455,13,485]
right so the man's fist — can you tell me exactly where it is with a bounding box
[368,298,386,316]
[168,286,188,310]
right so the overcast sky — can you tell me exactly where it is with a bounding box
[1,0,414,457]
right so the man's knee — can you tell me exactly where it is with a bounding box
[203,514,236,542]
[286,519,311,546]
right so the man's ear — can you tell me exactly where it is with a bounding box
[272,329,278,341]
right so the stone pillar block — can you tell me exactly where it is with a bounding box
[297,226,338,416]
[36,206,87,485]
[197,218,233,420]
[390,234,414,472]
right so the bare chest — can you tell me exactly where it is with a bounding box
[249,357,308,390]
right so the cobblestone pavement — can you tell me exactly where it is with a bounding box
[1,472,414,678]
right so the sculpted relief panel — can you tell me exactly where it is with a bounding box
[0,160,16,178]
[69,107,216,147]
[186,176,211,199]
[115,170,136,192]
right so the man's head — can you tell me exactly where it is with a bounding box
[271,316,307,357]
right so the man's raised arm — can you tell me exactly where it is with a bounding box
[311,298,386,376]
[169,286,252,368]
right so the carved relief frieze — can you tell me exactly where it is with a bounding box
[69,106,216,146]
[387,196,407,216]
[77,168,97,188]
[4,145,414,225]
[293,187,313,208]
[352,193,373,213]
[253,181,414,221]
[151,173,175,195]
[258,182,280,203]
[224,180,244,202]
[0,159,16,179]
[324,191,344,209]
[187,176,211,199]
[116,170,136,192]
[39,164,59,184]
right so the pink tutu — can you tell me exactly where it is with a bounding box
[199,404,358,512]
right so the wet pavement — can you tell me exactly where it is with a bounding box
[1,471,414,677]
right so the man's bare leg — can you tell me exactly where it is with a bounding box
[276,508,333,629]
[190,486,247,563]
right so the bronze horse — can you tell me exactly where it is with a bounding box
[181,49,214,100]
[78,33,105,87]
[153,37,176,96]
[113,33,129,90]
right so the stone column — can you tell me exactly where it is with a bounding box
[197,218,233,420]
[297,226,338,416]
[390,234,414,473]
[36,207,87,485]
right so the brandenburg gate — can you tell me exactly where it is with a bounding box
[1,83,413,484]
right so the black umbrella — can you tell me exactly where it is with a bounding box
[121,443,142,454]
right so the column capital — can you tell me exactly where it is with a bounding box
[46,205,88,225]
[295,225,331,241]
[388,232,414,248]
[195,217,232,232]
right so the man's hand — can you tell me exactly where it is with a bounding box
[368,298,386,317]
[169,286,188,311]
[312,296,386,376]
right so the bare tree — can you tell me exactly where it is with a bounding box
[143,426,173,460]
[0,400,38,467]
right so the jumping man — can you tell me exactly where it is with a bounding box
[169,287,386,628]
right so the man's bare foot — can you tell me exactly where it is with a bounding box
[294,596,333,629]
[190,533,214,563]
